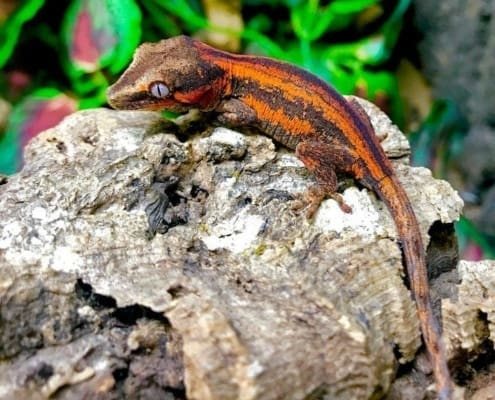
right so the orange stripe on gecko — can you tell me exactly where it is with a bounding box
[205,55,348,122]
[203,50,390,182]
[241,93,315,135]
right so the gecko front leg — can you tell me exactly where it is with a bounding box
[296,140,355,217]
[216,98,258,127]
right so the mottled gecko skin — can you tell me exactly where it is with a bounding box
[107,35,453,399]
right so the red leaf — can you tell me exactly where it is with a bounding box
[21,95,77,148]
[71,9,100,70]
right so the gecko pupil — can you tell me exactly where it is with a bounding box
[150,82,170,98]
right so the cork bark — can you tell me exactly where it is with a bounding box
[0,99,490,399]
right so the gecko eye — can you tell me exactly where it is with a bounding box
[149,81,170,98]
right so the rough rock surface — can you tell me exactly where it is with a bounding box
[0,98,490,399]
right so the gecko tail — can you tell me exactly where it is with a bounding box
[376,174,453,399]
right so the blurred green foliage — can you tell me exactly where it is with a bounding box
[410,100,494,259]
[410,100,467,179]
[0,0,410,174]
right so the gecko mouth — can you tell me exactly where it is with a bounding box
[106,89,188,113]
[106,85,191,113]
[106,88,152,110]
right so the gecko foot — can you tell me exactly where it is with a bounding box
[292,186,352,219]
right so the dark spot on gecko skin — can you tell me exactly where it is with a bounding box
[0,175,8,185]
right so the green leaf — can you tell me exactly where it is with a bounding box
[147,0,208,31]
[409,100,467,176]
[324,28,402,68]
[140,0,183,39]
[290,0,380,42]
[456,217,495,260]
[291,2,334,42]
[319,0,411,67]
[0,89,78,175]
[62,0,142,81]
[380,0,411,53]
[358,70,403,126]
[0,0,45,68]
[329,0,379,13]
[241,30,288,61]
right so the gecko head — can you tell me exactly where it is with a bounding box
[107,36,226,112]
